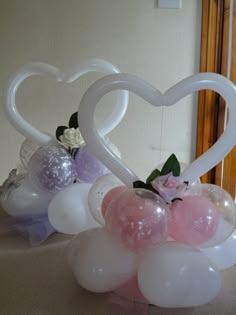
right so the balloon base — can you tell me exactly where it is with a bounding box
[0,213,56,246]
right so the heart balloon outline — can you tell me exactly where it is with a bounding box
[78,73,236,185]
[4,59,129,146]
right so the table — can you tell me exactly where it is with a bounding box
[0,231,236,314]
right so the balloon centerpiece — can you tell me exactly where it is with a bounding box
[0,60,129,245]
[67,72,236,309]
[70,154,236,308]
[1,62,236,309]
[0,111,111,244]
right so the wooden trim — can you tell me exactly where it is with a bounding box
[215,0,236,197]
[196,0,224,183]
[215,0,230,187]
[198,0,236,198]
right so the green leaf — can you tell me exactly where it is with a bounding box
[69,112,79,129]
[133,181,160,194]
[171,197,182,202]
[56,126,68,141]
[146,169,161,184]
[133,180,148,189]
[160,154,180,176]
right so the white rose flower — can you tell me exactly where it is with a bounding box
[59,128,84,149]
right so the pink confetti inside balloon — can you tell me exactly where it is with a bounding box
[75,145,109,183]
[105,188,169,252]
[169,195,219,247]
[183,184,236,247]
[27,146,76,193]
[101,186,127,218]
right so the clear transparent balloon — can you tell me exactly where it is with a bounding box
[101,186,127,218]
[169,195,219,247]
[27,146,76,193]
[88,173,124,225]
[182,184,236,248]
[105,188,170,252]
[20,138,40,169]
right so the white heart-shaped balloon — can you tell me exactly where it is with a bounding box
[4,59,129,146]
[78,73,236,185]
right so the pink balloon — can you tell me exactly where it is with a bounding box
[105,188,169,252]
[101,186,127,218]
[114,274,147,304]
[169,195,219,247]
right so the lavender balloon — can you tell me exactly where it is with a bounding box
[28,146,76,193]
[75,146,110,183]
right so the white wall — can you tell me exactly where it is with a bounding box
[0,0,201,182]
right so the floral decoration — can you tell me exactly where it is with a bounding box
[56,111,84,157]
[59,128,84,149]
[133,154,188,203]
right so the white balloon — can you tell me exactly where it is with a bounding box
[0,177,52,217]
[78,73,236,187]
[202,229,236,270]
[138,242,221,308]
[68,227,137,292]
[4,60,128,146]
[88,173,124,225]
[48,183,100,235]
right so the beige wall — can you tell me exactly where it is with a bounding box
[0,0,201,182]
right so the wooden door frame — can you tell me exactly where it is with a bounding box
[197,0,225,184]
[197,0,236,198]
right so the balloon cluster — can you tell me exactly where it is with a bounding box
[0,129,113,243]
[2,62,236,308]
[0,59,129,244]
[69,155,236,308]
[67,72,236,309]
